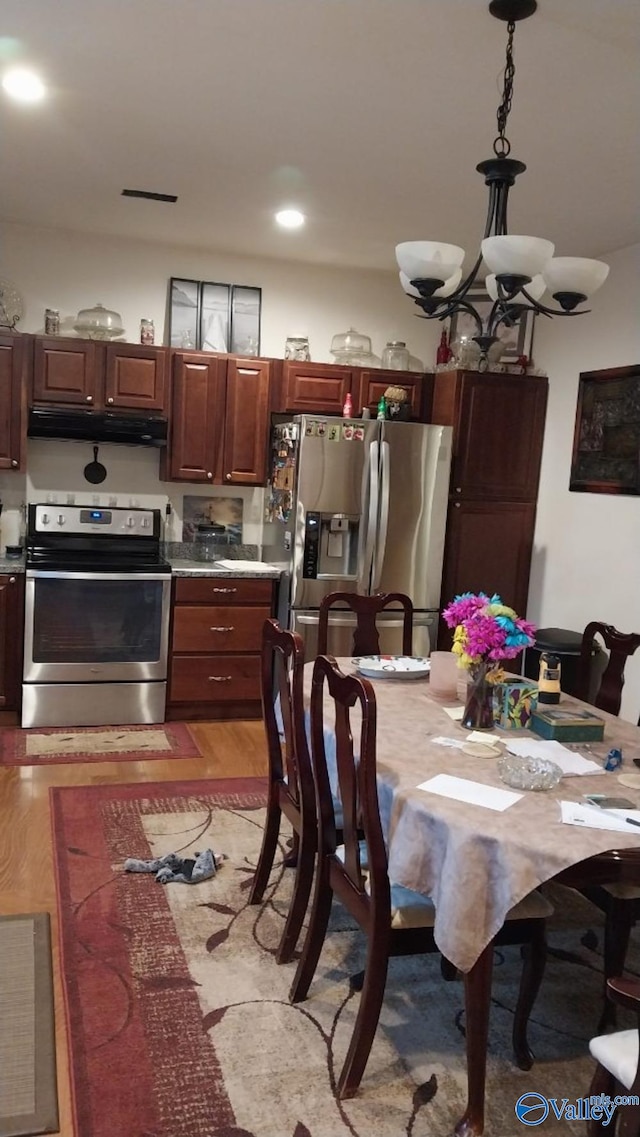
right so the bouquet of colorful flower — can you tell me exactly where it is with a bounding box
[442,592,536,678]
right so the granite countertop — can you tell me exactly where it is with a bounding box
[0,557,25,573]
[169,559,282,579]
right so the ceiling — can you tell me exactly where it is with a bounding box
[1,0,639,272]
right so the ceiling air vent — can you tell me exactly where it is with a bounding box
[121,189,178,203]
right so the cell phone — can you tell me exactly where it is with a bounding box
[584,794,635,810]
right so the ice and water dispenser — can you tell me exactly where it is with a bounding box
[302,511,359,579]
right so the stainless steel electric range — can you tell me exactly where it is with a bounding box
[22,504,172,728]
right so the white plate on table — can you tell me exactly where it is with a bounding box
[354,655,431,680]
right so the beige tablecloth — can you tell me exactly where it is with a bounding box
[303,660,640,972]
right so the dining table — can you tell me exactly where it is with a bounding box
[301,657,640,1136]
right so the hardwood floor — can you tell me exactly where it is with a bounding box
[0,720,268,1137]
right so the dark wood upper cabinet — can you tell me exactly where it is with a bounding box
[356,369,429,420]
[0,573,24,710]
[283,362,352,415]
[104,344,167,412]
[164,353,226,483]
[222,358,271,485]
[33,336,99,406]
[433,369,548,500]
[0,334,27,472]
[32,336,168,413]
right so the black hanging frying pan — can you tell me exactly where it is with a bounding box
[83,445,107,484]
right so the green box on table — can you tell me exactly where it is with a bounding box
[529,706,605,742]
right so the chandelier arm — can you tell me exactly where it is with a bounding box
[521,292,591,318]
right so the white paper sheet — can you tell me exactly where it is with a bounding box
[467,730,502,744]
[432,736,466,749]
[443,706,464,721]
[417,773,522,812]
[214,560,279,572]
[507,738,605,776]
[560,801,640,833]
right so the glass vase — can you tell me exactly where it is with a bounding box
[462,661,495,731]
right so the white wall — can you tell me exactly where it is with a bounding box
[0,219,439,366]
[530,243,640,724]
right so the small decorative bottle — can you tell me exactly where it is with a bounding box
[377,395,387,421]
[140,318,155,345]
[342,391,353,418]
[436,328,452,368]
[45,308,60,335]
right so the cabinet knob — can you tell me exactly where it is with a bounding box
[11,459,18,467]
[107,397,114,405]
[455,487,461,493]
[225,473,232,481]
[454,502,461,509]
[9,576,16,584]
[206,471,213,479]
[86,395,93,403]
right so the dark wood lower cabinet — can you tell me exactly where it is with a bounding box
[167,576,275,720]
[438,500,537,648]
[0,573,24,713]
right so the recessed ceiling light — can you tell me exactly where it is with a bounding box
[2,67,46,103]
[275,208,306,230]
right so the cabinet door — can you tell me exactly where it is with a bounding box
[33,337,99,406]
[283,362,352,414]
[438,500,537,647]
[104,344,167,412]
[166,353,225,482]
[452,373,548,500]
[356,369,428,420]
[222,358,270,485]
[0,573,24,710]
[0,334,26,471]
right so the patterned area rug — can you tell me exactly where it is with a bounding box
[0,723,201,766]
[50,778,639,1137]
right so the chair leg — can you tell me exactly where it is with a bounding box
[512,923,546,1071]
[248,797,281,906]
[441,955,458,982]
[289,859,333,1004]
[599,898,635,1032]
[586,1063,616,1137]
[338,934,390,1099]
[283,830,300,869]
[276,829,315,965]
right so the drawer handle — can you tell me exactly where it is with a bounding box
[210,625,234,632]
[209,675,232,682]
[212,587,237,593]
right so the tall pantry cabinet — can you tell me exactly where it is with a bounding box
[431,368,548,646]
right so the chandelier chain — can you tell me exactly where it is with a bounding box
[493,20,516,157]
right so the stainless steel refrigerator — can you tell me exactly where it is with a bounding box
[263,415,453,657]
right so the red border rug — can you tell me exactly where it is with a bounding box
[0,722,201,766]
[49,778,612,1137]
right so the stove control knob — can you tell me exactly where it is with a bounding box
[57,514,66,526]
[141,518,150,529]
[126,517,136,528]
[41,513,50,525]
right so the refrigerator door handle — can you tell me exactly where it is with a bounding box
[372,440,390,591]
[358,440,379,590]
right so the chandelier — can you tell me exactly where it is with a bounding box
[396,0,609,370]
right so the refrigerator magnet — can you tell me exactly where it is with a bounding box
[328,425,340,441]
[317,421,327,436]
[305,420,317,436]
[354,426,365,441]
[342,423,354,440]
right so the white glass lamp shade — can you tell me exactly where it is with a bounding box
[400,267,462,299]
[486,273,545,303]
[481,235,555,278]
[542,257,609,298]
[395,241,465,284]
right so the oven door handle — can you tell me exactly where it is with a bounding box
[26,570,172,581]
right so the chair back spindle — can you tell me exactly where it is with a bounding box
[578,621,640,716]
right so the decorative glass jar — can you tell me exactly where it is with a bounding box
[74,303,124,340]
[284,336,311,361]
[382,341,410,370]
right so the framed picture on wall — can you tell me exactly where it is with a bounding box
[168,278,200,349]
[230,285,262,355]
[200,282,231,352]
[448,289,536,363]
[570,365,640,496]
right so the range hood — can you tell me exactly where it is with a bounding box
[28,406,168,447]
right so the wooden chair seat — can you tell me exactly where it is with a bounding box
[590,1030,638,1092]
[586,977,640,1136]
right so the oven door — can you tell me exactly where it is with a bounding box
[23,571,171,683]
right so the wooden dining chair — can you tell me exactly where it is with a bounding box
[248,619,317,965]
[587,977,640,1137]
[317,591,414,656]
[289,654,552,1098]
[578,622,640,715]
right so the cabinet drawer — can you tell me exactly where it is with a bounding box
[174,577,273,605]
[170,654,261,703]
[172,606,271,652]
